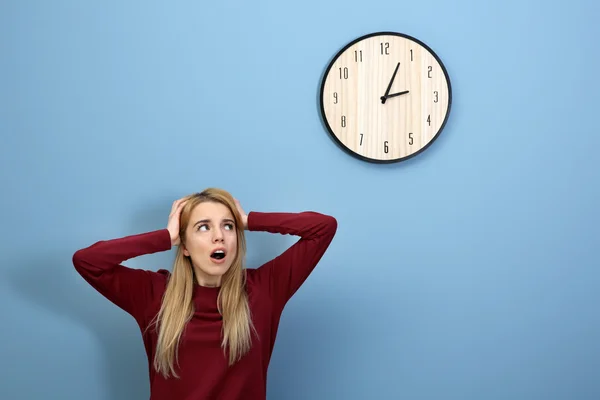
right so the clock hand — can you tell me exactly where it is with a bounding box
[380,62,400,104]
[385,90,410,99]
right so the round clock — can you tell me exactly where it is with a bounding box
[319,31,452,163]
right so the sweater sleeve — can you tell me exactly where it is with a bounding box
[72,229,172,325]
[247,211,337,311]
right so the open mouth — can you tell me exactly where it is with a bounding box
[210,250,226,261]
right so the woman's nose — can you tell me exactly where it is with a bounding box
[213,229,224,242]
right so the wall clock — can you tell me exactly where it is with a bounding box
[319,31,452,163]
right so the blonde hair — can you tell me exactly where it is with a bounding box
[149,188,255,378]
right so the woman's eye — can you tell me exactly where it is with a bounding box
[198,225,208,231]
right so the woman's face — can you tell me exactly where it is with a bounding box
[182,201,238,286]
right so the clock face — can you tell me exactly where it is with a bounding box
[319,32,452,163]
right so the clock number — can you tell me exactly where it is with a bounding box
[360,133,364,145]
[384,141,389,153]
[428,66,432,78]
[408,133,414,145]
[410,49,414,61]
[333,92,338,104]
[380,42,389,55]
[433,91,439,103]
[341,115,346,128]
[339,67,348,79]
[355,50,363,62]
[427,114,431,125]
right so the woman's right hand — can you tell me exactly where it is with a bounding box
[167,198,188,246]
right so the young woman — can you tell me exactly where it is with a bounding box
[72,187,337,400]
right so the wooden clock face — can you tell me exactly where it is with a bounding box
[319,32,452,163]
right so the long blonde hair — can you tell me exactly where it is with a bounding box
[150,188,255,378]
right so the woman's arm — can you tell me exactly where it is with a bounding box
[245,207,338,312]
[72,229,172,323]
[72,198,187,324]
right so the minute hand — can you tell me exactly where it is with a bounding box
[385,90,410,99]
[380,62,400,104]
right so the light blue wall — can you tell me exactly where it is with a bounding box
[1,1,598,399]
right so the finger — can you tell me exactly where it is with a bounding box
[176,199,187,213]
[172,199,188,218]
[170,198,187,214]
[171,199,182,213]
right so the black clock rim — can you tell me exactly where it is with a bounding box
[318,31,453,164]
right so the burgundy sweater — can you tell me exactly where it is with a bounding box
[72,211,337,400]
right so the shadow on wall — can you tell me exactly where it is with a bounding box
[7,250,151,400]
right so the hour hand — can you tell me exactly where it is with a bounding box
[385,90,410,99]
